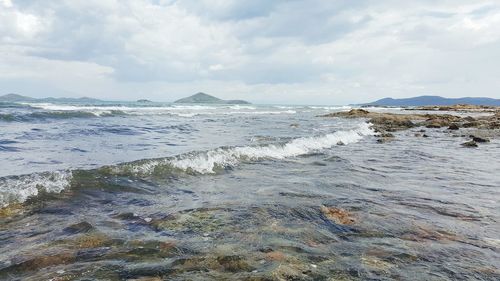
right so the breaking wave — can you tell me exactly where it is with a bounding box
[0,122,373,207]
[0,110,128,122]
[0,171,73,208]
[105,122,373,175]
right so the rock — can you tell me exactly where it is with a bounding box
[290,123,300,128]
[377,138,393,143]
[63,221,94,234]
[461,141,478,147]
[422,134,429,138]
[463,122,479,128]
[336,141,345,145]
[426,123,443,128]
[379,133,394,138]
[471,136,490,143]
[265,251,286,261]
[320,206,355,225]
[0,203,24,218]
[217,256,253,272]
[414,133,421,137]
[369,116,415,131]
[73,233,112,249]
[113,212,139,220]
[322,108,499,143]
[10,252,75,272]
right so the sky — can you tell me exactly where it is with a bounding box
[1,0,499,104]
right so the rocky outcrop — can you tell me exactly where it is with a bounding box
[321,107,500,146]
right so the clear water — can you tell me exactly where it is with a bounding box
[0,101,499,280]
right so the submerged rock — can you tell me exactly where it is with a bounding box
[63,221,94,234]
[461,141,478,148]
[448,124,460,130]
[0,203,24,218]
[265,251,286,262]
[471,135,490,143]
[320,206,355,225]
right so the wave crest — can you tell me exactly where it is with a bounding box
[107,122,374,175]
[0,171,73,207]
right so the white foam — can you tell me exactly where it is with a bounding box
[23,103,296,117]
[0,170,73,207]
[121,122,373,175]
[168,122,373,173]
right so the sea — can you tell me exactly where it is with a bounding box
[0,101,499,280]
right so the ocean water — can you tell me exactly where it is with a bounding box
[0,101,499,280]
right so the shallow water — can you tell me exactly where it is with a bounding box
[0,101,499,280]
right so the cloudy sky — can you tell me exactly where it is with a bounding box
[1,0,499,104]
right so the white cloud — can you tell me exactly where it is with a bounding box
[0,0,499,104]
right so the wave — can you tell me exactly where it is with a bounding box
[0,102,33,109]
[105,122,373,175]
[0,122,374,207]
[0,110,127,122]
[0,171,73,208]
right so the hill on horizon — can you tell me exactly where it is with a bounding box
[363,95,500,106]
[174,92,250,104]
[0,93,103,103]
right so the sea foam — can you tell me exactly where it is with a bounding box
[116,122,374,175]
[0,171,73,207]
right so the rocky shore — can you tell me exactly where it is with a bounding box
[321,105,500,146]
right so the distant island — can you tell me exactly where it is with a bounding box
[0,93,103,103]
[363,95,500,106]
[1,93,251,105]
[174,92,250,104]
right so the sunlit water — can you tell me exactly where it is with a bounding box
[0,101,499,280]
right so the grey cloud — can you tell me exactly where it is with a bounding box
[1,0,499,103]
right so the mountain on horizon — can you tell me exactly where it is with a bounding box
[174,92,250,104]
[363,95,500,106]
[0,93,103,103]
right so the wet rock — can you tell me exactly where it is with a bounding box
[172,255,254,273]
[414,133,421,137]
[120,263,174,279]
[320,206,355,225]
[369,116,415,132]
[463,122,480,128]
[265,251,286,262]
[217,255,253,272]
[461,141,478,148]
[361,256,394,273]
[471,136,490,143]
[73,233,113,249]
[259,247,274,253]
[113,212,139,220]
[127,277,163,281]
[76,247,110,261]
[336,141,345,146]
[322,109,370,118]
[422,134,429,138]
[0,203,23,218]
[151,208,227,234]
[426,123,443,128]
[376,132,395,142]
[376,137,393,144]
[322,108,499,142]
[63,221,94,234]
[290,123,300,128]
[8,252,75,272]
[401,225,463,243]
